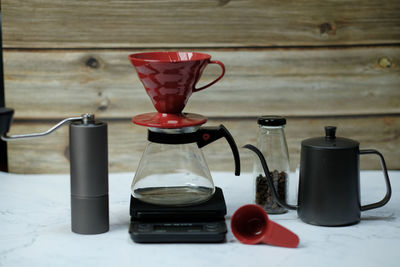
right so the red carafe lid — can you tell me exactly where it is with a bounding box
[133,112,207,129]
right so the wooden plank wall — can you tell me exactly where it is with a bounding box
[2,0,400,173]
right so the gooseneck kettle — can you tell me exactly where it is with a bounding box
[244,126,392,226]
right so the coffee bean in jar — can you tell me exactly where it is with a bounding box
[252,116,290,214]
[256,170,288,214]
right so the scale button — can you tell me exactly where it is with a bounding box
[205,223,218,231]
[137,224,152,232]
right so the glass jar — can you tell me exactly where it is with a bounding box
[253,116,289,214]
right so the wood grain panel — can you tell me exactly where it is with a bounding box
[6,116,400,174]
[4,47,400,118]
[3,0,400,48]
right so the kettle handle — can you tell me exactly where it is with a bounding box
[360,149,392,211]
[197,125,240,176]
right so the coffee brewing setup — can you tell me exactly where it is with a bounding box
[127,52,240,242]
[0,51,393,247]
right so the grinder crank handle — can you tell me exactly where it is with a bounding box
[0,107,93,141]
[197,125,240,176]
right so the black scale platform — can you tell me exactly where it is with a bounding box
[129,187,227,243]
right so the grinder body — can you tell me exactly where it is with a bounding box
[70,121,109,234]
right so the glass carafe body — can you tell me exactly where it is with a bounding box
[253,117,290,214]
[131,139,215,206]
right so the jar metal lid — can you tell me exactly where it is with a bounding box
[257,116,286,126]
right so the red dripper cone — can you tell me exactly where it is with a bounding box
[128,51,225,114]
[231,204,299,248]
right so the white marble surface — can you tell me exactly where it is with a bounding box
[0,171,399,267]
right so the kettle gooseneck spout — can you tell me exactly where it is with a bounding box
[243,144,297,210]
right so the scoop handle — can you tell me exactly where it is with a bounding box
[263,219,300,248]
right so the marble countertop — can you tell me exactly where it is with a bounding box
[0,171,399,267]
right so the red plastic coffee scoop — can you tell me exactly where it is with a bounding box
[231,204,299,248]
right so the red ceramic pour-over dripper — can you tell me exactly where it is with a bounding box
[129,52,225,128]
[231,204,299,248]
[129,51,225,114]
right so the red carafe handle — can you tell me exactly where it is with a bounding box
[193,60,225,92]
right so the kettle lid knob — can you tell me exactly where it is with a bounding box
[325,126,337,139]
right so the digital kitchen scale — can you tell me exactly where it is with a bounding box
[129,187,227,243]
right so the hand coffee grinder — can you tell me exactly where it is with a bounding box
[127,52,240,243]
[0,109,108,235]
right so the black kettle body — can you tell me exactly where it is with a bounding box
[299,135,360,225]
[244,126,391,226]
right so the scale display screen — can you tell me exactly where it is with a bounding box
[154,224,202,232]
[130,221,227,243]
